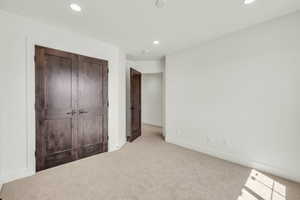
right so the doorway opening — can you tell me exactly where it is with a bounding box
[128,68,142,142]
[127,65,164,142]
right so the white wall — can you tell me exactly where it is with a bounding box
[0,10,126,184]
[142,74,163,126]
[118,52,127,148]
[128,60,164,74]
[165,12,300,182]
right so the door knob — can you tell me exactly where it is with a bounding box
[66,110,76,115]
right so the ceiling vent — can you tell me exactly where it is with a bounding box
[156,0,167,8]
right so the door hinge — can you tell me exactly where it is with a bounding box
[107,68,109,74]
[35,151,37,157]
[107,101,109,107]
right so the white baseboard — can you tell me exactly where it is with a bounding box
[143,123,162,128]
[167,137,300,183]
[116,140,127,151]
[0,168,35,184]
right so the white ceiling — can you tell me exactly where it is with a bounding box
[0,0,299,60]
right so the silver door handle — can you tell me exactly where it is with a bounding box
[79,109,88,114]
[66,110,76,115]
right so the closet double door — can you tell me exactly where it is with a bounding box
[35,46,108,171]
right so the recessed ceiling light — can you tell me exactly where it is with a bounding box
[244,0,256,5]
[70,3,82,12]
[153,40,160,45]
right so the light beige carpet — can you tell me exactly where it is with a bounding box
[1,125,300,200]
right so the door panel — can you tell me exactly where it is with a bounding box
[35,46,77,171]
[129,68,142,142]
[46,55,72,110]
[45,119,73,154]
[35,46,108,171]
[79,115,102,145]
[78,61,102,108]
[78,114,103,158]
[77,56,108,159]
[45,151,73,169]
[43,118,74,169]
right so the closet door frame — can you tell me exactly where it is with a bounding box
[128,68,142,142]
[35,46,109,171]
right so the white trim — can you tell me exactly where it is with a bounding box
[26,36,36,177]
[0,168,34,185]
[22,36,117,182]
[143,123,162,128]
[166,137,300,183]
[0,36,38,186]
[115,140,127,151]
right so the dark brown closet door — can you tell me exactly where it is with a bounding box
[35,46,78,171]
[129,68,142,142]
[77,56,108,159]
[35,46,109,171]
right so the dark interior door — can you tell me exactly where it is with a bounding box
[77,56,108,159]
[129,68,142,142]
[35,47,78,171]
[35,46,108,171]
